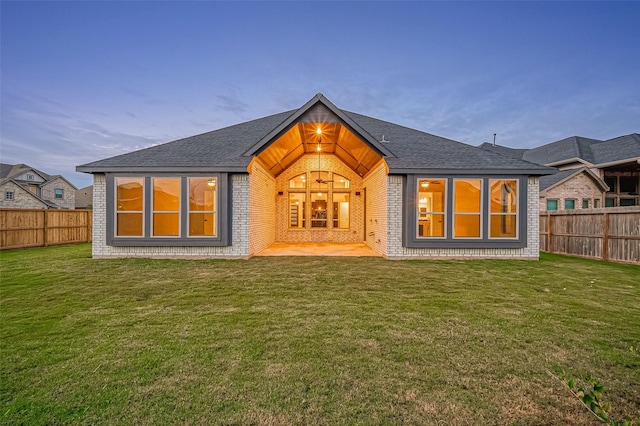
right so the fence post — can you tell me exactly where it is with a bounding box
[43,209,48,247]
[602,212,609,261]
[85,210,90,243]
[547,213,553,253]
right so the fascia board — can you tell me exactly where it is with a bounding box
[387,167,557,176]
[76,165,249,174]
[592,157,640,168]
[545,157,593,167]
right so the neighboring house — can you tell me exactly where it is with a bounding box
[75,185,93,209]
[77,93,553,259]
[0,163,77,209]
[479,134,640,211]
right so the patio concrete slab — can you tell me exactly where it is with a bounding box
[255,242,381,257]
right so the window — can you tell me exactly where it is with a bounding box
[604,176,616,193]
[407,176,526,248]
[417,179,446,237]
[594,199,600,208]
[453,179,482,238]
[288,171,351,230]
[620,177,638,194]
[605,198,615,207]
[152,178,180,236]
[582,199,590,209]
[55,188,64,199]
[5,191,14,200]
[289,193,306,228]
[289,174,306,189]
[108,174,229,247]
[620,198,638,206]
[333,193,350,229]
[333,174,350,189]
[116,177,144,236]
[546,199,558,211]
[564,199,575,210]
[489,180,517,238]
[189,178,217,236]
[27,174,34,181]
[311,192,328,228]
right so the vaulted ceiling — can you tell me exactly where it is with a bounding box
[256,121,383,177]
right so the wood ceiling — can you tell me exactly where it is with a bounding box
[256,122,382,177]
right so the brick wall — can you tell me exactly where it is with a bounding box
[386,176,540,259]
[91,173,250,258]
[0,181,47,209]
[274,154,365,243]
[248,161,276,255]
[363,162,388,255]
[41,178,76,209]
[540,172,604,211]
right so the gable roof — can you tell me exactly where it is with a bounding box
[480,134,640,167]
[0,163,50,181]
[589,133,640,165]
[77,94,554,176]
[539,166,608,192]
[243,93,395,159]
[0,178,56,208]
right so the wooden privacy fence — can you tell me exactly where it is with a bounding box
[0,209,92,250]
[540,206,640,264]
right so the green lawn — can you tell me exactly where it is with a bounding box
[1,243,638,425]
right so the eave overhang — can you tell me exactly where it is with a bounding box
[242,93,395,159]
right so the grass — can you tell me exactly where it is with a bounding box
[1,243,638,425]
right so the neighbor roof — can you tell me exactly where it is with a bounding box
[539,167,607,192]
[480,134,640,167]
[77,94,553,176]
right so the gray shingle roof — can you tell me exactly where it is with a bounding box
[522,136,602,165]
[77,95,553,175]
[476,143,527,159]
[589,133,640,165]
[343,112,551,173]
[539,167,608,192]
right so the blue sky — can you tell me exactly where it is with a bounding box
[2,1,639,188]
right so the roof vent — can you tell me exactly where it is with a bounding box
[380,135,389,143]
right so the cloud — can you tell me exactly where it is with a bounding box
[1,92,161,187]
[215,94,249,117]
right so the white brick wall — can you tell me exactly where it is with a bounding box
[363,163,388,255]
[386,176,540,260]
[91,173,250,258]
[248,161,276,255]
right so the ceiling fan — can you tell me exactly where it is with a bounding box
[315,142,333,184]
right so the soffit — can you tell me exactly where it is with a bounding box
[256,104,383,177]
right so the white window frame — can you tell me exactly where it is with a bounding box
[187,177,218,238]
[488,179,519,240]
[416,178,447,239]
[114,177,145,238]
[452,178,483,239]
[151,177,181,238]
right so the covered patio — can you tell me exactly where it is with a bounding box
[255,242,380,257]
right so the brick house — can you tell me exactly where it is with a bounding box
[480,134,640,211]
[77,93,553,259]
[0,163,77,209]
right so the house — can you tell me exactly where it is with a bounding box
[0,163,77,209]
[479,134,640,211]
[77,93,554,259]
[75,185,93,209]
